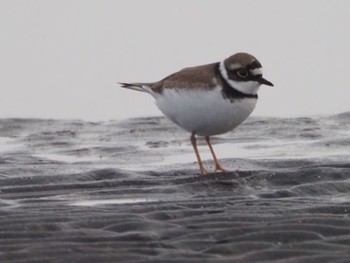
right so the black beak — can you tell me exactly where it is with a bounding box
[258,77,274,87]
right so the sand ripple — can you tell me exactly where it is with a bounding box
[0,114,350,262]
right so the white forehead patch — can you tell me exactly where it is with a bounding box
[228,63,242,71]
[250,68,263,76]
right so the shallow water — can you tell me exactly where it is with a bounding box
[0,114,350,262]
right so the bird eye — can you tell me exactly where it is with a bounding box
[237,69,249,78]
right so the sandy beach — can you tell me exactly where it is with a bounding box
[1,113,350,262]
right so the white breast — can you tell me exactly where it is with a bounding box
[154,87,257,136]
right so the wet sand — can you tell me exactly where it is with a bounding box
[0,113,350,262]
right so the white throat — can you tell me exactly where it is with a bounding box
[219,61,261,95]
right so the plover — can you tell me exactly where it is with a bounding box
[120,52,273,174]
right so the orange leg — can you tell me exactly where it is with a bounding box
[205,136,227,172]
[190,133,208,175]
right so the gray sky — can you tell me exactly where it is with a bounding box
[0,0,349,120]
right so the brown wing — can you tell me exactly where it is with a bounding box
[150,62,221,93]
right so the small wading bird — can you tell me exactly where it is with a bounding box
[120,53,273,174]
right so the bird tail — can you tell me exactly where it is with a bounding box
[119,82,151,93]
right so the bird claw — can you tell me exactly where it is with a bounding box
[214,161,227,173]
[199,165,209,175]
[215,167,227,173]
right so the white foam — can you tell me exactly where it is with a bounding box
[135,138,350,170]
[70,198,158,206]
[0,199,21,209]
[33,153,100,163]
[0,137,20,153]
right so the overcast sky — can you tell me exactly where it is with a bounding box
[0,0,349,120]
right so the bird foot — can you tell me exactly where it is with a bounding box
[200,165,227,175]
[215,167,227,173]
[199,165,209,175]
[214,163,227,173]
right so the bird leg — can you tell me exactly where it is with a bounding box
[190,132,208,175]
[205,136,227,172]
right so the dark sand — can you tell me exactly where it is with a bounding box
[0,113,350,262]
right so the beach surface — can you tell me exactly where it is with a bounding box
[0,113,350,262]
